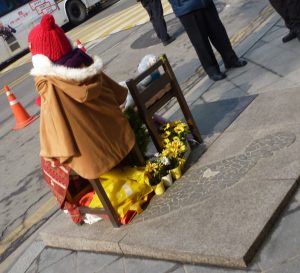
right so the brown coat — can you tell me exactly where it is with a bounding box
[31,55,135,179]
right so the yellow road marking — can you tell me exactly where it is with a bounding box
[0,197,57,256]
[0,72,31,96]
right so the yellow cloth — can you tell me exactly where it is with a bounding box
[89,167,153,218]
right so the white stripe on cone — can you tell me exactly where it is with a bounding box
[9,100,18,106]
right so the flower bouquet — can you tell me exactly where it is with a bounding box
[161,139,186,180]
[160,120,191,169]
[144,159,168,195]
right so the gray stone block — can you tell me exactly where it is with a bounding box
[119,177,297,268]
[40,213,127,254]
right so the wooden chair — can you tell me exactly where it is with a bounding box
[67,143,145,228]
[126,54,203,152]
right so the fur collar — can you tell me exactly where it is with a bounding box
[30,54,103,81]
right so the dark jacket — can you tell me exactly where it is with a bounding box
[168,0,213,17]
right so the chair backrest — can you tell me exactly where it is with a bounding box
[126,54,202,152]
[126,54,176,115]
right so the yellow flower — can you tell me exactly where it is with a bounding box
[145,162,159,174]
[172,136,181,141]
[172,120,182,125]
[165,140,186,158]
[163,138,170,145]
[161,123,170,131]
[174,125,185,134]
[161,131,171,139]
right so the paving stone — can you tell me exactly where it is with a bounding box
[187,95,256,137]
[201,80,246,103]
[245,39,300,76]
[26,248,76,273]
[95,257,124,273]
[76,252,119,273]
[168,266,186,273]
[7,240,44,273]
[266,255,300,273]
[184,263,259,273]
[122,256,177,273]
[256,197,300,271]
[228,88,300,132]
[256,78,299,95]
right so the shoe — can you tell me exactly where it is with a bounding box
[282,31,297,43]
[209,72,227,81]
[162,35,176,46]
[225,58,247,69]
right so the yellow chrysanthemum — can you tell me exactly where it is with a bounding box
[172,120,182,125]
[172,136,181,141]
[174,125,185,134]
[165,140,186,158]
[163,138,170,145]
[145,162,159,174]
[161,123,170,131]
[161,131,171,139]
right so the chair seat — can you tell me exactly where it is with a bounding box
[144,83,171,108]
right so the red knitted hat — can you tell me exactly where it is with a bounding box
[28,14,72,62]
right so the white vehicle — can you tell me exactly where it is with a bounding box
[0,0,108,65]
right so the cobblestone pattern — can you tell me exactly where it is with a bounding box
[134,132,296,223]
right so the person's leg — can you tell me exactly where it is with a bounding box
[203,2,247,68]
[270,0,297,42]
[179,10,222,77]
[286,0,300,39]
[202,3,237,65]
[270,0,289,22]
[142,0,170,42]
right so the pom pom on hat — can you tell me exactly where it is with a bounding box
[28,14,72,62]
[41,13,56,30]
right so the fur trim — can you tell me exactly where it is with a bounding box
[30,54,103,81]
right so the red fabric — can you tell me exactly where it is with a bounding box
[28,14,72,62]
[120,210,137,225]
[35,96,41,106]
[78,191,94,207]
[41,158,83,224]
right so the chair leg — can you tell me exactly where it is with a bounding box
[162,54,203,143]
[132,143,146,166]
[177,98,203,144]
[146,116,163,152]
[89,179,120,228]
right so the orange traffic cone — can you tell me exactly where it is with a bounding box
[4,85,38,130]
[76,39,86,52]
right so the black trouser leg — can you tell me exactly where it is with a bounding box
[203,2,238,66]
[286,0,300,34]
[179,10,220,75]
[270,0,292,30]
[142,0,169,42]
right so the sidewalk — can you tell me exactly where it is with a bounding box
[5,5,300,273]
